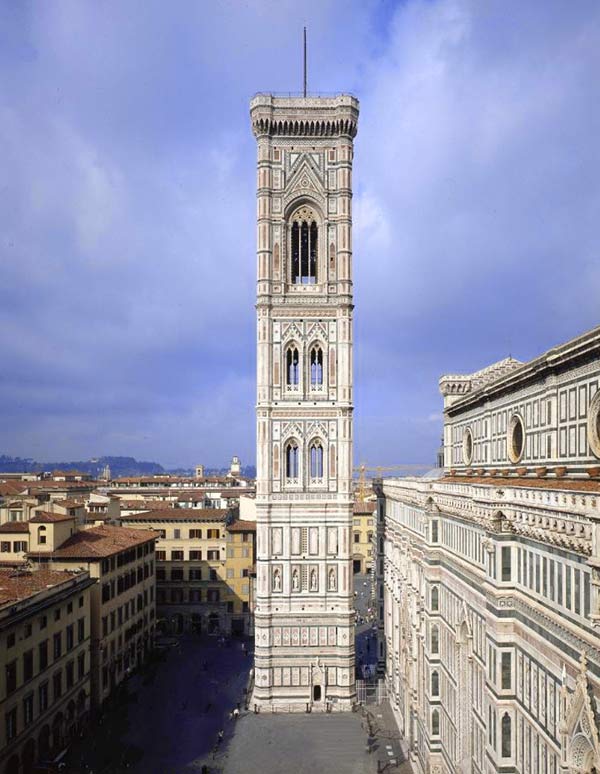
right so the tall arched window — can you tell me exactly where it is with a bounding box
[286,442,299,479]
[431,625,439,654]
[310,442,323,479]
[431,671,439,696]
[501,713,511,757]
[290,207,318,284]
[432,709,440,736]
[431,586,439,611]
[310,345,323,387]
[286,346,300,387]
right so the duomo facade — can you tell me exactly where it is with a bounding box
[380,325,600,773]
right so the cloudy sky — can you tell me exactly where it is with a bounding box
[1,0,599,468]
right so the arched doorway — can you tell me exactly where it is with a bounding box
[22,737,36,774]
[38,724,50,759]
[4,755,19,774]
[51,711,64,753]
[313,684,321,701]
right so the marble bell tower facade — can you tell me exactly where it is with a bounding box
[250,93,359,711]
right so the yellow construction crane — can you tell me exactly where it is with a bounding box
[353,463,431,503]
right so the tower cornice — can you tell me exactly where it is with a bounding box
[250,93,359,139]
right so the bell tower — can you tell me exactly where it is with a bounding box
[250,93,359,711]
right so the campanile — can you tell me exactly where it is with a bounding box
[250,93,359,711]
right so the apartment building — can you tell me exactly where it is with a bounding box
[0,568,94,774]
[28,524,157,707]
[119,509,256,635]
[352,500,376,575]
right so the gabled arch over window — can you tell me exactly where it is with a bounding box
[285,441,299,480]
[286,345,300,387]
[290,206,318,284]
[309,441,323,479]
[310,344,324,387]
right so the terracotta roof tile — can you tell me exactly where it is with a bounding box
[353,501,376,514]
[121,508,230,522]
[0,568,87,605]
[42,525,157,559]
[441,475,600,492]
[226,519,257,533]
[30,511,75,524]
[0,522,29,533]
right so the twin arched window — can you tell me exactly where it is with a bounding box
[285,343,324,390]
[284,440,325,482]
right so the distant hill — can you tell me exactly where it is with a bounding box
[0,455,256,480]
[0,454,164,478]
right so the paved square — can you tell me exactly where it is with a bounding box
[220,712,373,774]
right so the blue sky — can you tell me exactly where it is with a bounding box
[1,0,599,468]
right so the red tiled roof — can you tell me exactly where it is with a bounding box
[0,568,87,605]
[441,475,600,492]
[353,501,376,514]
[0,522,29,533]
[43,525,157,559]
[0,482,27,497]
[121,508,229,522]
[118,501,175,510]
[226,519,257,533]
[30,511,75,524]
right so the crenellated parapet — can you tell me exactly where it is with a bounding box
[250,94,359,139]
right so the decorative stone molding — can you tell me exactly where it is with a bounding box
[560,653,600,773]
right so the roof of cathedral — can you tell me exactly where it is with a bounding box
[439,357,522,395]
[440,475,600,492]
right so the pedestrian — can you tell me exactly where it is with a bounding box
[233,707,239,720]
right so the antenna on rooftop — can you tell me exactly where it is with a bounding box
[303,27,307,97]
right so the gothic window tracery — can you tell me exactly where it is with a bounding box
[310,441,324,479]
[290,206,318,284]
[286,345,300,387]
[286,441,299,480]
[310,345,324,388]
